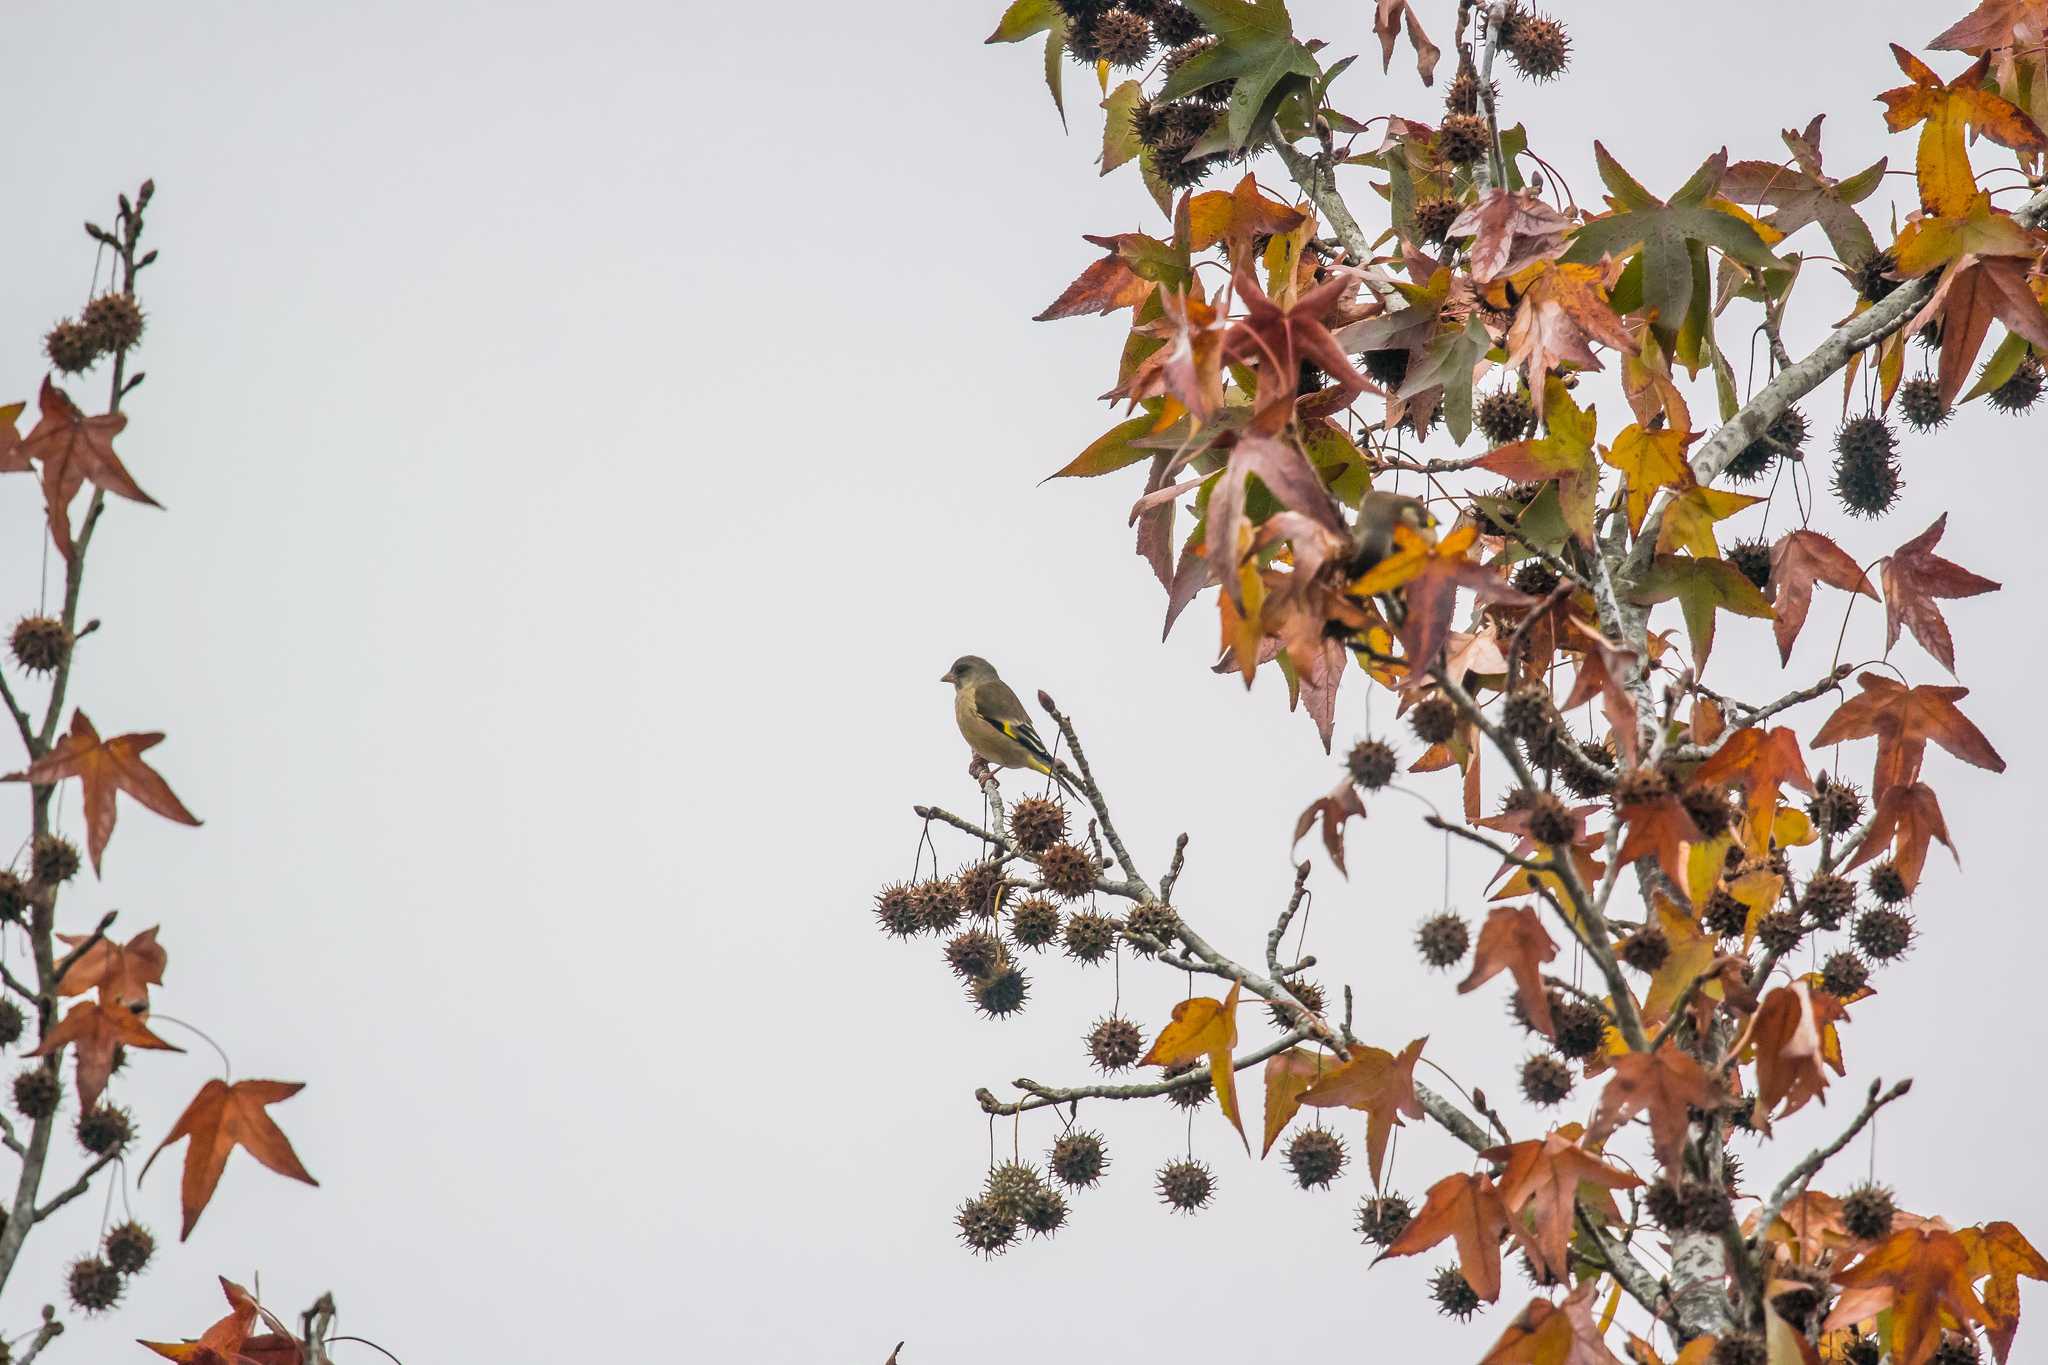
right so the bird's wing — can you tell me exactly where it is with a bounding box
[974,680,1059,770]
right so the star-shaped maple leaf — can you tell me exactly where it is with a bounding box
[1770,529,1876,662]
[1722,116,1886,267]
[1454,187,1574,285]
[1695,726,1813,850]
[28,999,181,1110]
[1220,267,1369,434]
[1826,1226,1991,1365]
[1844,781,1956,892]
[17,377,158,558]
[1630,553,1775,672]
[1882,514,2000,674]
[1614,787,1705,894]
[1500,263,1635,403]
[1810,672,2005,795]
[3,711,202,873]
[1297,1036,1425,1185]
[144,1078,319,1239]
[1139,982,1247,1150]
[1350,521,1532,676]
[1484,1133,1642,1283]
[1880,46,2047,216]
[56,925,167,1008]
[1960,1220,2048,1364]
[1458,905,1559,1037]
[1481,1280,1628,1364]
[1739,981,1842,1129]
[1380,1169,1515,1301]
[141,1276,304,1365]
[1589,1044,1719,1171]
[1907,250,2048,405]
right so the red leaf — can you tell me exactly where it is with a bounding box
[1881,514,1999,673]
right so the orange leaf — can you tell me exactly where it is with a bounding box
[2,711,201,874]
[1459,906,1558,1036]
[1380,1169,1513,1301]
[1589,1045,1718,1172]
[1879,48,2046,216]
[1139,982,1246,1149]
[55,925,166,1009]
[1484,1132,1643,1283]
[1810,673,2004,796]
[1259,1046,1325,1157]
[27,999,180,1111]
[1826,1226,1990,1365]
[16,377,156,557]
[1297,1036,1425,1185]
[143,1079,318,1239]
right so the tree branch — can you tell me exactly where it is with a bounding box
[1751,1078,1912,1244]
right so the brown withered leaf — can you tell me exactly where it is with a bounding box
[0,400,25,474]
[1810,673,2005,795]
[1769,529,1876,663]
[1614,790,1704,895]
[2,710,202,874]
[1826,1226,1991,1365]
[1379,1169,1514,1301]
[144,1078,319,1239]
[1740,981,1841,1130]
[1882,514,1999,674]
[1351,522,1532,676]
[1960,1220,2048,1364]
[1182,174,1307,256]
[1931,0,2048,51]
[1480,1281,1627,1365]
[1907,251,2048,406]
[56,925,166,1008]
[1297,1036,1425,1186]
[1454,188,1574,285]
[1501,260,1636,396]
[1479,378,1602,543]
[1293,778,1367,874]
[1458,906,1558,1037]
[18,377,157,557]
[1844,781,1955,892]
[28,999,181,1110]
[142,1276,303,1365]
[1373,0,1441,83]
[1034,236,1160,321]
[1694,726,1812,851]
[1721,116,1884,267]
[1589,1045,1718,1172]
[1220,267,1369,434]
[1484,1132,1642,1283]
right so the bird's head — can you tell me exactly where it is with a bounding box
[941,655,995,687]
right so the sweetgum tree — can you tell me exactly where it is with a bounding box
[875,3,2048,1362]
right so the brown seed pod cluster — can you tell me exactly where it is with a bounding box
[1048,1129,1108,1188]
[1087,1015,1145,1072]
[1062,908,1118,963]
[1037,842,1098,900]
[67,1256,123,1313]
[1283,1128,1347,1189]
[1267,976,1326,1030]
[104,1220,155,1276]
[1346,737,1397,790]
[1436,112,1491,165]
[9,616,72,674]
[1409,694,1458,745]
[1008,797,1070,854]
[1519,1054,1573,1106]
[1415,911,1470,969]
[1618,923,1670,973]
[1355,1192,1413,1246]
[1430,1265,1482,1320]
[1007,895,1062,950]
[1156,1157,1216,1212]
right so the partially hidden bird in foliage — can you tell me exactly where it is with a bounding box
[1350,490,1435,573]
[941,656,1080,796]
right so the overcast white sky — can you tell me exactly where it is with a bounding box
[1,1,2041,1360]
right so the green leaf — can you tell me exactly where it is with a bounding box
[1101,80,1144,175]
[1963,330,2034,400]
[1400,317,1490,446]
[1050,409,1169,479]
[985,0,1055,43]
[1158,0,1320,152]
[1043,18,1068,127]
[1630,554,1773,671]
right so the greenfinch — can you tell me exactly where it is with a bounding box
[941,656,1079,795]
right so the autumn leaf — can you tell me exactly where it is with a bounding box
[2,710,202,874]
[1480,1281,1628,1364]
[1930,0,2048,52]
[1769,529,1876,662]
[56,925,166,1008]
[1878,47,2046,217]
[1297,1036,1425,1185]
[17,376,157,557]
[1907,252,2048,405]
[28,999,181,1111]
[1844,781,1955,892]
[1479,377,1602,543]
[1456,187,1574,285]
[1379,1169,1514,1302]
[1156,0,1321,154]
[1371,0,1440,82]
[1657,485,1764,559]
[1740,981,1838,1128]
[1961,1220,2048,1364]
[1589,1045,1718,1171]
[141,1276,301,1365]
[1140,981,1247,1149]
[1602,422,1692,535]
[0,400,25,474]
[143,1078,319,1239]
[1614,788,1704,893]
[1640,895,1718,1026]
[1293,777,1367,873]
[1721,116,1884,267]
[1826,1225,1991,1365]
[1630,554,1774,671]
[1810,672,2005,795]
[1183,173,1308,256]
[1890,191,2042,275]
[1882,514,2000,673]
[1501,261,1636,396]
[1034,237,1159,320]
[1220,267,1367,433]
[1260,1046,1325,1156]
[1484,1132,1642,1283]
[1694,726,1813,850]
[1458,905,1558,1038]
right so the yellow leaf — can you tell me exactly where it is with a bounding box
[1260,1047,1325,1157]
[1658,485,1766,558]
[1603,423,1693,533]
[1141,982,1246,1150]
[1773,806,1818,848]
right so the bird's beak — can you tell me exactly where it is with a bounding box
[939,672,954,684]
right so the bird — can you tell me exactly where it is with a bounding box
[1349,490,1435,574]
[940,656,1080,796]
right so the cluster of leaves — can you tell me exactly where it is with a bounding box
[874,1,2048,1362]
[0,186,318,1341]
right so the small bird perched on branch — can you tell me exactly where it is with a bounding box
[941,656,1080,796]
[1350,489,1435,573]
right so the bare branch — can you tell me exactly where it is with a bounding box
[1752,1078,1913,1242]
[977,1028,1318,1114]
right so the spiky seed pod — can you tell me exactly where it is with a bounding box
[873,882,921,938]
[12,1067,58,1120]
[1091,6,1154,66]
[1037,842,1098,900]
[1361,347,1410,389]
[1867,862,1909,905]
[1551,1000,1607,1060]
[984,1161,1046,1220]
[1412,196,1462,244]
[1643,1181,1685,1229]
[1475,387,1535,444]
[1612,767,1672,807]
[911,878,965,934]
[1499,785,1539,815]
[31,834,80,886]
[1430,1265,1482,1320]
[1843,1333,1884,1365]
[1526,792,1574,847]
[1770,405,1810,452]
[75,1105,133,1156]
[1519,1054,1574,1106]
[1988,356,2045,413]
[1346,737,1398,791]
[945,930,1004,980]
[955,1196,1017,1257]
[957,860,1006,918]
[1162,1061,1212,1109]
[1857,249,1901,303]
[1522,722,1574,774]
[1150,1,1205,46]
[1680,786,1735,840]
[1049,1129,1109,1188]
[1157,1158,1216,1212]
[1619,924,1671,973]
[1437,112,1491,165]
[1728,538,1773,592]
[1832,415,1902,517]
[1820,951,1871,1000]
[1415,911,1471,970]
[104,1220,154,1276]
[1842,1183,1897,1241]
[1756,908,1806,956]
[1808,775,1865,835]
[1723,437,1776,483]
[1284,1128,1348,1189]
[1008,797,1070,855]
[1930,1333,1983,1365]
[1410,694,1458,746]
[1507,991,1540,1034]
[67,1256,123,1313]
[82,293,145,352]
[10,616,72,675]
[1560,741,1617,799]
[1703,889,1750,939]
[1156,147,1229,190]
[971,965,1029,1019]
[1356,1192,1413,1246]
[1062,909,1118,963]
[0,871,26,925]
[1087,1015,1145,1072]
[1008,896,1062,951]
[1898,375,1951,431]
[43,320,102,374]
[1268,976,1326,1030]
[1502,685,1553,741]
[1017,1184,1069,1237]
[1443,69,1495,116]
[0,1000,22,1049]
[1800,873,1856,931]
[1710,1332,1767,1365]
[1682,1180,1733,1234]
[1769,1263,1827,1326]
[1510,559,1559,599]
[1124,902,1180,952]
[1505,11,1570,79]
